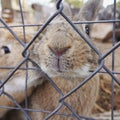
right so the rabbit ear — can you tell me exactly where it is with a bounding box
[62,2,72,17]
[79,0,103,21]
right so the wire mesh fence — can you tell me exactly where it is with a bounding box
[0,0,120,120]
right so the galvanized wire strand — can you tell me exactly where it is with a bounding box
[103,65,120,85]
[0,19,120,29]
[1,66,120,74]
[18,0,25,35]
[24,61,29,119]
[44,103,63,120]
[74,19,120,24]
[63,102,83,120]
[18,0,29,115]
[56,0,63,9]
[0,104,90,118]
[100,41,120,61]
[0,66,39,71]
[0,24,43,28]
[111,0,117,119]
[0,81,4,96]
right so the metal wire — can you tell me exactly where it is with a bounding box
[0,0,120,120]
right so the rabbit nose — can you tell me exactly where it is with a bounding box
[48,45,70,56]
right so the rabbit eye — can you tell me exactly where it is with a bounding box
[2,46,10,54]
[85,25,90,35]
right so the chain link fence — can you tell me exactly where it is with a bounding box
[0,0,120,120]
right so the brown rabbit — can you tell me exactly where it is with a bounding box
[0,26,43,118]
[26,0,103,120]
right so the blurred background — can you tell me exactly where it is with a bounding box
[1,0,120,24]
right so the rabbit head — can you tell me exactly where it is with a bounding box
[0,26,42,87]
[34,23,93,79]
[0,28,25,80]
[33,0,103,79]
[0,27,36,79]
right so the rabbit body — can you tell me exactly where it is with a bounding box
[30,77,99,120]
[0,27,43,118]
[27,0,103,119]
[28,18,99,119]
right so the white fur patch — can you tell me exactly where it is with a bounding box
[40,64,49,74]
[75,64,90,78]
[4,72,41,93]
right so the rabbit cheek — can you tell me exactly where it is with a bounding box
[39,51,57,75]
[39,51,67,77]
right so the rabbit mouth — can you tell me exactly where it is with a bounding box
[40,60,71,78]
[50,57,71,73]
[41,60,90,79]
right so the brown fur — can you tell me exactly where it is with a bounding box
[0,27,42,118]
[0,87,34,117]
[28,22,99,120]
[27,0,103,119]
[29,76,99,120]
